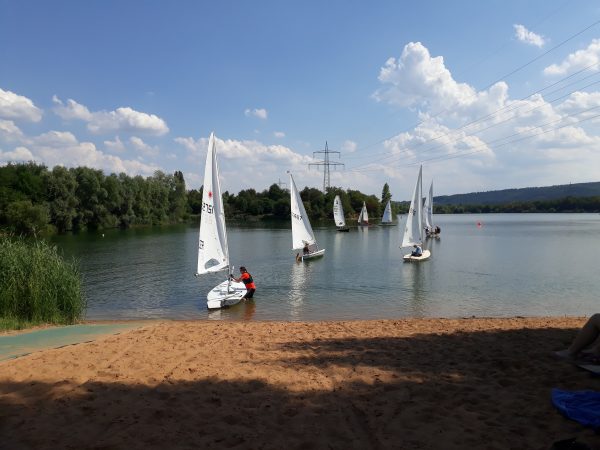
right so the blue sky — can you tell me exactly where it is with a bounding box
[1,0,600,198]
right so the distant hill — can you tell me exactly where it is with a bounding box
[434,181,600,205]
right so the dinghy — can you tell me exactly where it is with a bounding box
[333,195,349,232]
[289,173,325,261]
[358,201,369,226]
[197,133,247,309]
[424,181,438,238]
[380,200,394,226]
[402,165,431,262]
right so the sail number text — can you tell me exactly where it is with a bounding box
[202,202,214,214]
[292,212,302,220]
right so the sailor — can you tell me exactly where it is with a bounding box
[231,266,256,299]
[411,244,423,257]
[303,242,310,255]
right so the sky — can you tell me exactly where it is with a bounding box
[1,0,600,199]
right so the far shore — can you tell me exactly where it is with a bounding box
[1,316,598,449]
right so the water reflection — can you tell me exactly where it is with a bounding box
[289,261,312,319]
[406,262,426,316]
[207,299,256,321]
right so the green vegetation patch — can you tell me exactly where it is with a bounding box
[0,236,86,331]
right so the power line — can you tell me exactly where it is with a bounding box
[350,103,600,172]
[348,74,600,171]
[346,16,600,158]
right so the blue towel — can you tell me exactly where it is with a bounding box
[552,388,600,429]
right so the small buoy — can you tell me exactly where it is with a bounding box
[476,222,482,228]
[102,233,105,237]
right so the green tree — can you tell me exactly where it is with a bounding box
[5,200,49,236]
[44,166,78,233]
[381,182,392,205]
[169,171,187,221]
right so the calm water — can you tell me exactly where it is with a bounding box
[51,214,600,321]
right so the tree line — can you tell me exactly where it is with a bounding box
[0,163,187,235]
[432,197,600,214]
[0,163,394,235]
[3,162,597,236]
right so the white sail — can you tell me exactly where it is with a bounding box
[290,173,316,250]
[197,133,229,275]
[381,200,392,224]
[333,195,346,227]
[358,202,369,224]
[401,166,423,248]
[425,181,434,230]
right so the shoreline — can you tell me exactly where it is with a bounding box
[1,317,598,449]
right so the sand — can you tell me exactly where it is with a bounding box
[0,317,598,450]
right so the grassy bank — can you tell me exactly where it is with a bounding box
[0,236,86,331]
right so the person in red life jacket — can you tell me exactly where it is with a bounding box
[230,266,256,300]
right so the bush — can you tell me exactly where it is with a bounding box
[0,236,86,330]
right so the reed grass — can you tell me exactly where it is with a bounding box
[0,236,86,331]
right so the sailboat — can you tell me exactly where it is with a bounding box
[333,195,349,232]
[424,181,439,238]
[424,181,434,238]
[357,201,369,226]
[380,200,394,226]
[401,165,431,262]
[289,173,325,261]
[196,133,247,309]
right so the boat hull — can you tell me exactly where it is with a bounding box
[206,279,247,309]
[403,249,431,262]
[336,227,350,232]
[301,248,326,261]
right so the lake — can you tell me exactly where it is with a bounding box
[51,214,600,321]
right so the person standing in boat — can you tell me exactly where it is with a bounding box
[231,266,256,300]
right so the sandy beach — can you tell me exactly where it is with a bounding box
[1,317,598,449]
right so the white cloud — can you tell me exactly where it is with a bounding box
[104,136,126,152]
[372,41,507,115]
[176,134,315,190]
[513,24,546,48]
[52,95,169,135]
[0,88,43,122]
[52,95,93,121]
[273,131,285,138]
[544,39,600,76]
[20,130,161,176]
[0,120,24,141]
[129,136,159,156]
[174,136,202,153]
[367,41,600,195]
[244,108,268,119]
[341,140,357,153]
[0,146,36,164]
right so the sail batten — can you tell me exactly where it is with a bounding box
[401,166,424,248]
[333,195,346,227]
[290,173,316,250]
[197,133,229,275]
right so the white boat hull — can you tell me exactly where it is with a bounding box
[206,279,247,309]
[301,248,326,261]
[403,249,431,262]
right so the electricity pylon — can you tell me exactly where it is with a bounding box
[308,141,344,192]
